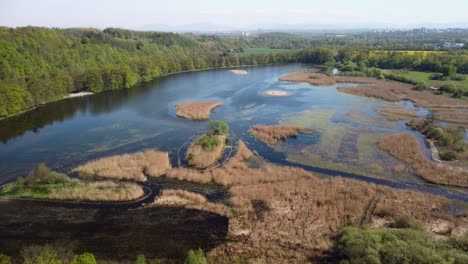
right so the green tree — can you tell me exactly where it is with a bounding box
[208,120,229,135]
[184,249,207,264]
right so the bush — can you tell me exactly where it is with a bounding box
[208,120,229,135]
[184,249,207,264]
[390,215,421,229]
[429,73,444,80]
[25,163,70,185]
[135,254,146,264]
[71,253,96,264]
[336,227,468,264]
[440,151,457,161]
[0,254,11,264]
[197,135,220,151]
[188,153,196,161]
[413,82,428,91]
[439,84,457,94]
[451,75,466,81]
[385,74,417,85]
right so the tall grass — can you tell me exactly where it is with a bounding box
[152,189,231,216]
[168,140,314,186]
[175,101,223,120]
[186,135,226,169]
[250,125,314,145]
[49,180,144,201]
[379,133,468,187]
[73,150,171,181]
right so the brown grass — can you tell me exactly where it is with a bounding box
[151,189,231,216]
[379,107,421,121]
[280,72,336,85]
[49,180,144,201]
[250,125,314,145]
[208,176,462,263]
[73,150,171,182]
[168,140,313,186]
[379,133,468,187]
[433,110,468,126]
[186,135,227,169]
[338,85,400,102]
[174,101,223,120]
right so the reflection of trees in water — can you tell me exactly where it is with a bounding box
[0,83,154,143]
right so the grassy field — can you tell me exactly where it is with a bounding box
[0,183,65,199]
[385,69,468,89]
[243,47,290,55]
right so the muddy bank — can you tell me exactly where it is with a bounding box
[0,200,228,261]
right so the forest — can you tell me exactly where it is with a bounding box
[1,26,467,117]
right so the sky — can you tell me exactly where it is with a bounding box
[1,0,467,30]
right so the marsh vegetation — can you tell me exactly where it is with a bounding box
[0,164,144,201]
[250,124,315,145]
[174,101,223,120]
[73,150,171,181]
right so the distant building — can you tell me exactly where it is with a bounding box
[241,32,251,37]
[442,42,465,49]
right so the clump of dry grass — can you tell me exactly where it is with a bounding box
[250,124,314,145]
[186,135,227,169]
[338,86,400,102]
[174,101,223,120]
[49,180,144,201]
[73,150,171,182]
[379,107,421,121]
[168,140,313,186]
[379,133,468,187]
[152,189,231,216]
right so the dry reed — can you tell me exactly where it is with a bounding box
[73,150,171,182]
[379,133,468,187]
[152,189,231,216]
[49,180,144,201]
[186,135,227,169]
[174,101,223,120]
[250,124,314,145]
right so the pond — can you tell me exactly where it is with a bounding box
[0,64,466,196]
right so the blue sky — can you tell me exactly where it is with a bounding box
[1,0,467,29]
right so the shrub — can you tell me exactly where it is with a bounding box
[197,135,220,151]
[451,75,466,81]
[429,73,444,80]
[208,120,229,135]
[71,253,96,264]
[135,254,146,264]
[25,163,70,185]
[184,249,207,264]
[413,82,428,91]
[390,215,421,229]
[188,153,195,161]
[0,254,11,264]
[440,151,457,161]
[439,84,457,94]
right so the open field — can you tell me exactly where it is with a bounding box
[384,69,468,90]
[174,101,223,120]
[73,150,171,181]
[250,124,315,145]
[379,133,468,187]
[186,134,227,169]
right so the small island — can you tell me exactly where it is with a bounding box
[186,120,229,169]
[262,90,291,96]
[229,69,248,75]
[174,101,223,120]
[0,163,144,201]
[73,150,171,182]
[250,124,315,145]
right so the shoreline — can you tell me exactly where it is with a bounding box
[0,63,276,121]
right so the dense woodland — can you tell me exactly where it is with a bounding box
[1,26,467,117]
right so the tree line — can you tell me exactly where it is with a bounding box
[1,27,467,117]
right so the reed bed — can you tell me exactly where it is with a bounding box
[379,133,468,187]
[209,176,455,262]
[174,101,223,120]
[49,180,144,201]
[186,135,227,169]
[279,72,336,85]
[250,124,314,145]
[168,140,313,186]
[73,150,171,181]
[379,107,421,121]
[152,189,231,216]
